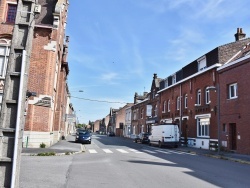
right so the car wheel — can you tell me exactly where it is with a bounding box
[89,141,91,144]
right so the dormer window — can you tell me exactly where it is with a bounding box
[165,79,168,87]
[172,74,176,84]
[197,56,206,71]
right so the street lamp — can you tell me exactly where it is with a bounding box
[207,84,220,154]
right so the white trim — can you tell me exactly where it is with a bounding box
[174,117,180,120]
[218,54,250,71]
[182,116,189,120]
[195,113,211,119]
[158,64,222,93]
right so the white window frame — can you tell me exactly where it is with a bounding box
[154,105,158,117]
[229,83,238,99]
[176,97,180,110]
[163,100,166,113]
[172,74,176,84]
[197,118,210,137]
[165,79,168,87]
[197,89,201,106]
[0,40,11,78]
[205,87,210,104]
[197,56,207,71]
[168,100,170,112]
[184,94,188,109]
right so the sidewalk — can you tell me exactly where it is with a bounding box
[21,135,83,156]
[176,146,250,165]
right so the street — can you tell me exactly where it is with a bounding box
[20,134,250,188]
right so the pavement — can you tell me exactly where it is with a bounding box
[21,135,250,165]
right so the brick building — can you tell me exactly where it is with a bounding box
[218,43,250,154]
[0,0,72,148]
[157,28,250,150]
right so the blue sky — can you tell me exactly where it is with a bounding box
[66,0,250,124]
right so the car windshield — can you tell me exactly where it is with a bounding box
[78,131,90,135]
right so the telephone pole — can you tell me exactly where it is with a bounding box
[0,0,39,187]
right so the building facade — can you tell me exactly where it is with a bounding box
[218,43,250,154]
[0,0,72,148]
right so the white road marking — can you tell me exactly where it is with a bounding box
[128,149,143,153]
[88,149,97,153]
[142,149,157,154]
[116,149,129,153]
[103,149,113,153]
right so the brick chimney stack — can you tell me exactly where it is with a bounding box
[235,28,246,41]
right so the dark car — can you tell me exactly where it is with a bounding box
[134,133,150,144]
[107,132,115,137]
[75,130,91,144]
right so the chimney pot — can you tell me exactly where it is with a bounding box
[235,28,246,41]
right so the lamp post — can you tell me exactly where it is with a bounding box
[207,84,220,154]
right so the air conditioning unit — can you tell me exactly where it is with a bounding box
[34,5,41,14]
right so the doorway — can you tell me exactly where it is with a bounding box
[229,123,237,150]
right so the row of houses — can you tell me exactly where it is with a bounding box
[94,28,250,155]
[0,0,76,148]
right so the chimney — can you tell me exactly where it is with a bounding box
[153,73,157,79]
[234,28,246,41]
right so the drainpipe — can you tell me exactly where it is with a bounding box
[180,84,182,138]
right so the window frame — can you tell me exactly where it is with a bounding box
[197,89,201,106]
[205,87,210,104]
[176,96,180,110]
[228,83,238,99]
[184,94,188,109]
[197,118,210,137]
[6,3,17,23]
[167,100,170,112]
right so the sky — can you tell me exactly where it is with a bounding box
[66,0,250,124]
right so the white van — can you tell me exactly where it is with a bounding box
[149,123,180,148]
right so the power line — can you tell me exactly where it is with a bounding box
[70,96,127,104]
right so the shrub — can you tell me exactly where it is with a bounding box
[40,143,46,148]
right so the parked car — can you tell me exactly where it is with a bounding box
[107,132,115,137]
[134,133,150,144]
[75,130,91,144]
[149,123,180,148]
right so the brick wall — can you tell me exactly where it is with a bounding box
[219,57,250,154]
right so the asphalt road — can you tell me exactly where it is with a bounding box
[20,134,250,188]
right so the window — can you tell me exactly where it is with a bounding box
[176,97,180,110]
[165,80,168,87]
[6,4,17,23]
[223,124,227,132]
[140,108,144,119]
[167,100,170,112]
[172,74,176,84]
[184,94,188,108]
[197,118,209,137]
[229,83,237,99]
[133,110,137,120]
[0,40,10,78]
[162,101,166,113]
[205,87,210,104]
[196,89,201,105]
[197,56,206,71]
[154,105,158,117]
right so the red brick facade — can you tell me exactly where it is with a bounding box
[0,0,71,147]
[218,55,250,154]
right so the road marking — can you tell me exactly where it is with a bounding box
[128,149,143,153]
[116,149,129,153]
[142,149,157,154]
[103,149,113,153]
[88,149,97,153]
[155,150,171,154]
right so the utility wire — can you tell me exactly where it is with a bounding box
[70,96,127,104]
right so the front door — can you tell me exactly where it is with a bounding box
[229,123,237,150]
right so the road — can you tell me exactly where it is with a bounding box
[20,134,250,188]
